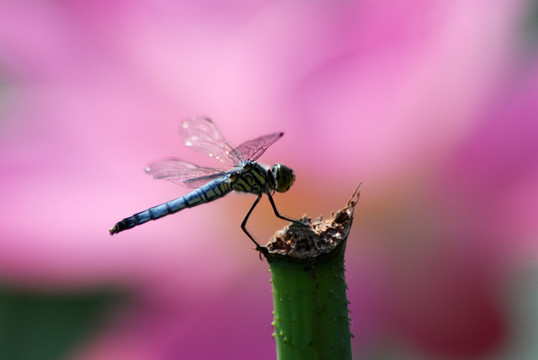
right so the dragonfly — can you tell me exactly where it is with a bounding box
[109,116,299,249]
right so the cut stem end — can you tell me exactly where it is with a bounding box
[261,184,361,262]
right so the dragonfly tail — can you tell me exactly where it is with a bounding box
[109,179,232,235]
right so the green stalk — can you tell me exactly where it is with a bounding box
[261,186,360,360]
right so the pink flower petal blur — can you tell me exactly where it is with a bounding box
[0,0,536,359]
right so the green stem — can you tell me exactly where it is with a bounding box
[261,186,360,360]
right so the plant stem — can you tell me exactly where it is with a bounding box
[261,186,360,360]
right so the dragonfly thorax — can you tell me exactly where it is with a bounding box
[271,164,295,193]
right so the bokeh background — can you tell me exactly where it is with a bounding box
[1,1,537,359]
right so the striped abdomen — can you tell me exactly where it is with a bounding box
[109,178,232,234]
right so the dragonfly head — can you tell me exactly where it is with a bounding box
[271,164,295,193]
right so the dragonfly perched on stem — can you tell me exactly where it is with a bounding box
[109,116,300,250]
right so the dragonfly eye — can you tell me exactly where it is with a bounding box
[271,164,295,193]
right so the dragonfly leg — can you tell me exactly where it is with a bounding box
[241,194,263,250]
[266,193,304,226]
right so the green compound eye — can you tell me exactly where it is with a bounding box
[272,164,295,193]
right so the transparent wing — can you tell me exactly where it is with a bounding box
[180,116,239,167]
[145,158,227,189]
[232,132,284,162]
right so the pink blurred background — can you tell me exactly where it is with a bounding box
[1,0,537,359]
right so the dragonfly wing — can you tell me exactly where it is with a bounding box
[145,158,227,188]
[232,132,284,162]
[181,116,239,167]
[184,168,241,188]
